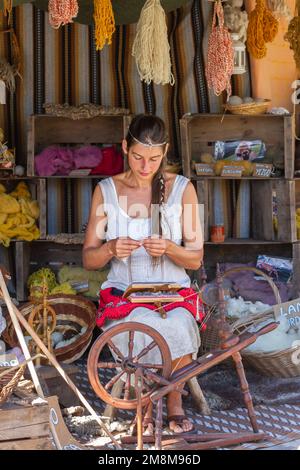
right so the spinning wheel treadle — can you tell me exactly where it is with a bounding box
[87,322,172,410]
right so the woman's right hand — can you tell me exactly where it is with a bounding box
[108,238,141,259]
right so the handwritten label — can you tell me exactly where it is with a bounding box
[221,165,243,178]
[253,163,273,178]
[195,163,215,176]
[274,298,300,328]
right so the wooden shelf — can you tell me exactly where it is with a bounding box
[204,238,292,245]
[191,176,283,181]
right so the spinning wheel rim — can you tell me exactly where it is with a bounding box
[87,322,172,410]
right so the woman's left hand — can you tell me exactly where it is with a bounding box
[142,237,171,257]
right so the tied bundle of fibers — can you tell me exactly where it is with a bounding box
[247,0,279,59]
[132,0,174,86]
[284,0,300,69]
[94,0,116,50]
[48,0,79,29]
[205,0,234,98]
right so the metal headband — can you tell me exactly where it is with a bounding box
[128,129,167,147]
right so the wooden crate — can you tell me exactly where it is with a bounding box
[14,240,84,301]
[180,114,295,179]
[27,114,132,176]
[195,178,296,243]
[0,177,46,239]
[195,240,300,300]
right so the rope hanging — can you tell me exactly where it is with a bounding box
[205,0,234,99]
[94,0,116,51]
[48,0,79,29]
[247,0,279,59]
[284,0,300,69]
[132,0,174,86]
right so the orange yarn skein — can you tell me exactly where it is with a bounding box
[94,0,116,51]
[247,0,279,59]
[205,0,234,98]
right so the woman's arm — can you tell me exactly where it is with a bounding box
[143,182,203,270]
[83,185,142,270]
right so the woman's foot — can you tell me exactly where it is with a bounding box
[131,403,154,436]
[167,391,194,434]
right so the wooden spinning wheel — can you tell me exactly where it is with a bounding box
[28,303,57,341]
[87,322,172,410]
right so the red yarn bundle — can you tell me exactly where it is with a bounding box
[205,0,234,98]
[48,0,79,29]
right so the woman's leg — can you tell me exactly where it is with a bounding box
[167,354,194,433]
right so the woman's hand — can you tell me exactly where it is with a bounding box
[142,237,171,258]
[108,237,142,259]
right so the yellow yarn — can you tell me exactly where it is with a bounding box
[247,0,279,59]
[284,0,300,70]
[132,0,174,86]
[94,0,115,51]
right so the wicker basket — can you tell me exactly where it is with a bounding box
[224,99,271,115]
[2,294,96,363]
[200,266,281,354]
[0,364,26,406]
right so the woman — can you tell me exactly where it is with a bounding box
[83,114,204,434]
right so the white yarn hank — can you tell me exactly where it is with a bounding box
[132,0,174,86]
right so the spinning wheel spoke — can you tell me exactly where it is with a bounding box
[124,373,132,400]
[133,341,158,361]
[97,361,121,369]
[107,340,125,362]
[139,363,163,370]
[128,330,135,359]
[104,370,125,391]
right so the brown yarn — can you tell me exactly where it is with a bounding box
[247,0,279,59]
[284,0,300,69]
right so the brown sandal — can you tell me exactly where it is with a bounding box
[167,414,194,434]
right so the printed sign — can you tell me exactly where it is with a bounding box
[253,163,273,178]
[221,165,243,178]
[194,163,215,176]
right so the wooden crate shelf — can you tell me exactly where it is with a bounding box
[14,240,84,301]
[27,114,132,177]
[180,113,295,179]
[199,241,300,300]
[196,178,296,243]
[0,178,46,239]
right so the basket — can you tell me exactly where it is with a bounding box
[200,266,281,354]
[2,294,96,363]
[0,364,26,406]
[224,99,271,115]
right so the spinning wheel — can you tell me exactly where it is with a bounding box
[87,322,172,410]
[28,303,57,342]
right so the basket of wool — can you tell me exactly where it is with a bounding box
[2,295,96,363]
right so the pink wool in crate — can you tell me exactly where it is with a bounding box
[73,145,102,169]
[35,145,74,176]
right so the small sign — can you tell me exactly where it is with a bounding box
[194,163,215,176]
[253,163,273,178]
[274,298,300,328]
[221,165,243,178]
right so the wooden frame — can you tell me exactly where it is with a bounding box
[180,113,295,179]
[27,114,132,177]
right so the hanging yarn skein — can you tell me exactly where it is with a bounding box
[94,0,116,51]
[48,0,79,29]
[132,0,174,86]
[247,0,279,59]
[3,1,13,25]
[205,0,234,99]
[284,0,300,69]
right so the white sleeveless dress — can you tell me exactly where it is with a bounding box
[98,175,201,362]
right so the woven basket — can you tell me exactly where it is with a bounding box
[2,294,96,363]
[224,99,271,115]
[0,364,26,406]
[200,266,281,354]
